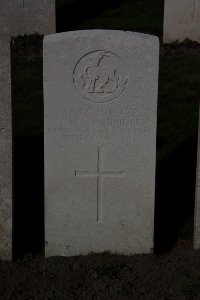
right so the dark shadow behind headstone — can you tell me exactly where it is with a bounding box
[56,0,129,32]
[154,137,197,253]
[13,137,44,260]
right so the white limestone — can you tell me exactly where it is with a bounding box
[0,0,55,36]
[44,30,159,257]
[163,0,200,43]
[0,36,12,260]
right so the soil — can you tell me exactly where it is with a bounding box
[161,39,200,55]
[1,241,200,300]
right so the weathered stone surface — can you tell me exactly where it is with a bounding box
[44,30,159,257]
[194,106,200,249]
[163,0,200,43]
[0,0,55,36]
[0,36,12,260]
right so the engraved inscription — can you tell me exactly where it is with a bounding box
[45,106,151,144]
[75,147,125,222]
[73,51,128,103]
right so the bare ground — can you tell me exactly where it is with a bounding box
[1,241,200,300]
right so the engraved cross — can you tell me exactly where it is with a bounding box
[75,147,125,223]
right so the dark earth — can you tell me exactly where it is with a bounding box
[1,241,200,299]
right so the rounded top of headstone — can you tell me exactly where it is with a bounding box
[44,30,159,46]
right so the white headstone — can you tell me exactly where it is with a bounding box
[163,0,200,43]
[0,36,12,260]
[44,30,159,257]
[0,0,55,36]
[194,105,200,249]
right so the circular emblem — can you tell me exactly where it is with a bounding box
[73,50,128,103]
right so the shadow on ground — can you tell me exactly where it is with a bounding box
[13,137,44,260]
[154,137,197,253]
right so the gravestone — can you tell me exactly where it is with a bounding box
[44,30,159,257]
[163,0,200,43]
[194,106,200,249]
[0,0,55,36]
[0,36,12,260]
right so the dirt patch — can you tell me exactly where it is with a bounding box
[161,39,200,56]
[0,241,200,300]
